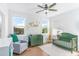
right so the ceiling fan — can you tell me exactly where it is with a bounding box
[36,3,57,14]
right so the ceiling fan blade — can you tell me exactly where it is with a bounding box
[36,10,44,13]
[49,3,56,8]
[37,5,44,9]
[48,9,57,11]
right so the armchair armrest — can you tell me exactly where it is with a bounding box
[70,37,78,53]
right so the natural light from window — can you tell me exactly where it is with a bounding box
[12,16,26,35]
[12,16,25,28]
[42,19,49,34]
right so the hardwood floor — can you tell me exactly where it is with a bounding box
[14,46,49,56]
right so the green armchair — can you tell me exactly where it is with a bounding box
[53,32,78,53]
[28,34,43,46]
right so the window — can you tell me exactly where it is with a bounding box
[12,16,25,35]
[0,15,2,37]
[42,24,48,33]
[42,19,49,34]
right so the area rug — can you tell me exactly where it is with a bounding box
[38,43,75,56]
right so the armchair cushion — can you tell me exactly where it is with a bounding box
[20,40,27,43]
[10,33,19,42]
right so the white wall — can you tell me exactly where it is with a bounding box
[0,4,9,39]
[7,3,79,36]
[50,8,79,50]
[7,3,42,35]
[8,10,29,35]
[8,10,43,36]
[25,15,42,35]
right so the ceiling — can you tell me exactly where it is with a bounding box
[7,3,79,18]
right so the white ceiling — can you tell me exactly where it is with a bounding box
[7,3,79,18]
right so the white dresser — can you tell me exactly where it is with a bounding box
[42,34,48,43]
[0,38,13,56]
